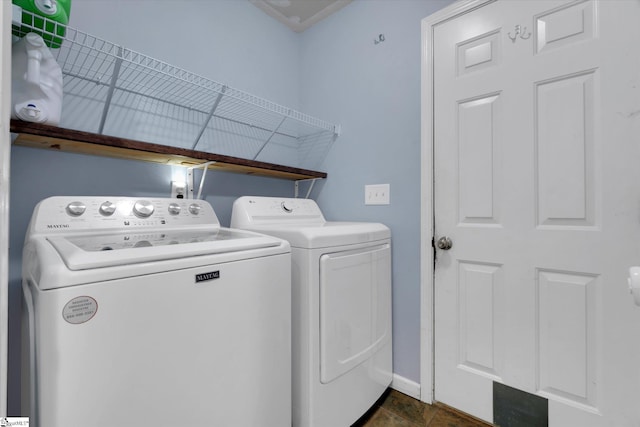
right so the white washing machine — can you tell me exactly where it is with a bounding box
[231,196,392,427]
[21,196,291,427]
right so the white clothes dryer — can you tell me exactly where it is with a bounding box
[231,196,392,427]
[22,196,291,427]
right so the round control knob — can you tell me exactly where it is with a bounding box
[133,200,154,218]
[188,203,201,215]
[168,203,181,215]
[99,201,117,216]
[66,201,86,217]
[281,201,293,213]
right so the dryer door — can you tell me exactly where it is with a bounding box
[319,243,391,384]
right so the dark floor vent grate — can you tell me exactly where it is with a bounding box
[493,382,548,427]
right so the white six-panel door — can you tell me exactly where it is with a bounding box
[428,0,640,425]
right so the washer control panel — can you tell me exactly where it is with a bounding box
[30,197,220,233]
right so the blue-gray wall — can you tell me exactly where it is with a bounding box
[7,0,454,414]
[299,0,454,384]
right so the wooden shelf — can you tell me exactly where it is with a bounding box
[10,120,327,181]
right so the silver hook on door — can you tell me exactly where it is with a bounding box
[508,25,531,43]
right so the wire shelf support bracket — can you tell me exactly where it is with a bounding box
[97,45,122,135]
[191,86,227,151]
[294,178,320,199]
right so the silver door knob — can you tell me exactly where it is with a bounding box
[436,236,453,250]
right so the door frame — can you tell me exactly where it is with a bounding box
[419,0,495,404]
[0,0,11,416]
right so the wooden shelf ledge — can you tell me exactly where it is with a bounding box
[10,120,327,181]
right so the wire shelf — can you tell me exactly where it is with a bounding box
[11,8,340,171]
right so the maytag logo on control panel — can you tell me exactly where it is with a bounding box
[195,271,220,283]
[47,224,70,229]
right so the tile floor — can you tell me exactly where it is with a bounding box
[352,389,493,427]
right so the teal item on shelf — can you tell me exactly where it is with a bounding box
[12,0,71,49]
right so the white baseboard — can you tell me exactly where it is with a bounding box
[390,374,421,399]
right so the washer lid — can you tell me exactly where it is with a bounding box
[47,228,283,270]
[245,221,390,248]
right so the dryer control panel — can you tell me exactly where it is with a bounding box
[231,196,325,227]
[28,196,220,234]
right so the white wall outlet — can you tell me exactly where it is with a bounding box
[365,184,390,205]
[171,181,186,199]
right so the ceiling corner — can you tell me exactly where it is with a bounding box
[250,0,352,33]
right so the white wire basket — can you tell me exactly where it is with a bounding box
[12,7,340,171]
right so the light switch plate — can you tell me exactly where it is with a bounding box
[365,184,390,205]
